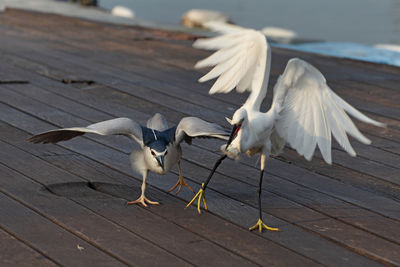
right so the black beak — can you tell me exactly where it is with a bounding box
[226,124,241,148]
[156,155,165,170]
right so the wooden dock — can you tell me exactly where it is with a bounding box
[0,8,399,266]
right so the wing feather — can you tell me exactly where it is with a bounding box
[175,117,229,144]
[194,29,269,101]
[271,58,384,164]
[27,118,143,146]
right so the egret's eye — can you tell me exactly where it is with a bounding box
[165,150,168,156]
[151,150,155,156]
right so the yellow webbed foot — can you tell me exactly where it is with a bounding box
[249,218,279,233]
[168,175,194,195]
[185,183,207,214]
[126,195,160,207]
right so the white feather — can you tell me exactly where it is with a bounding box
[194,27,385,166]
[271,58,384,164]
[194,29,269,109]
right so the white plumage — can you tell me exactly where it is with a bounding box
[188,25,385,232]
[195,27,384,164]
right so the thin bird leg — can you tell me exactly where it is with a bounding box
[127,171,160,207]
[168,160,194,194]
[186,154,227,213]
[249,155,279,232]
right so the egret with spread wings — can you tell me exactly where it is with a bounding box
[28,113,229,206]
[186,24,385,232]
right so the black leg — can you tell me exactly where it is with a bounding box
[249,156,279,232]
[258,169,264,220]
[203,155,227,190]
[186,154,228,213]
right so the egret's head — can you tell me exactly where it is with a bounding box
[147,140,169,170]
[226,108,247,147]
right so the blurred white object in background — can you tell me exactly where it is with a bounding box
[181,9,229,28]
[261,26,298,43]
[111,5,135,19]
[374,44,400,53]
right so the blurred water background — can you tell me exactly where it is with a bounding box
[98,0,400,45]
[2,0,399,66]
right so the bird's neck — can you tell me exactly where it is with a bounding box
[243,41,271,111]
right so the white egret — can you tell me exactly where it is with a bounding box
[186,25,385,232]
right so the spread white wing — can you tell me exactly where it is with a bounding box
[175,117,229,144]
[27,118,143,146]
[194,29,270,109]
[271,58,385,164]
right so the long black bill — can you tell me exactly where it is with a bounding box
[226,124,241,148]
[156,155,165,170]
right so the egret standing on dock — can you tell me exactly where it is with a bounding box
[28,113,228,206]
[186,25,385,232]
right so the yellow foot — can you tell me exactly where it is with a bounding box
[249,218,279,233]
[168,175,194,195]
[126,195,160,207]
[185,183,207,214]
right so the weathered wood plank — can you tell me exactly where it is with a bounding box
[1,48,398,193]
[0,102,397,265]
[0,33,396,161]
[2,8,400,91]
[0,98,385,265]
[3,71,397,205]
[0,143,195,267]
[0,16,399,127]
[2,65,399,204]
[0,27,393,147]
[0,126,320,267]
[0,228,59,267]
[1,63,398,213]
[3,54,395,207]
[2,29,397,127]
[0,191,127,267]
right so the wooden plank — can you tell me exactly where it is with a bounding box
[2,71,400,205]
[3,62,400,218]
[1,8,400,94]
[0,129,318,266]
[1,17,398,127]
[0,30,396,148]
[0,100,384,265]
[26,153,384,267]
[1,65,398,214]
[5,61,399,172]
[2,67,399,203]
[0,103,396,266]
[0,144,195,267]
[0,31,392,153]
[1,47,397,182]
[0,192,127,267]
[0,228,58,267]
[2,29,397,125]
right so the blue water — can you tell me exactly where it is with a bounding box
[276,42,400,67]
